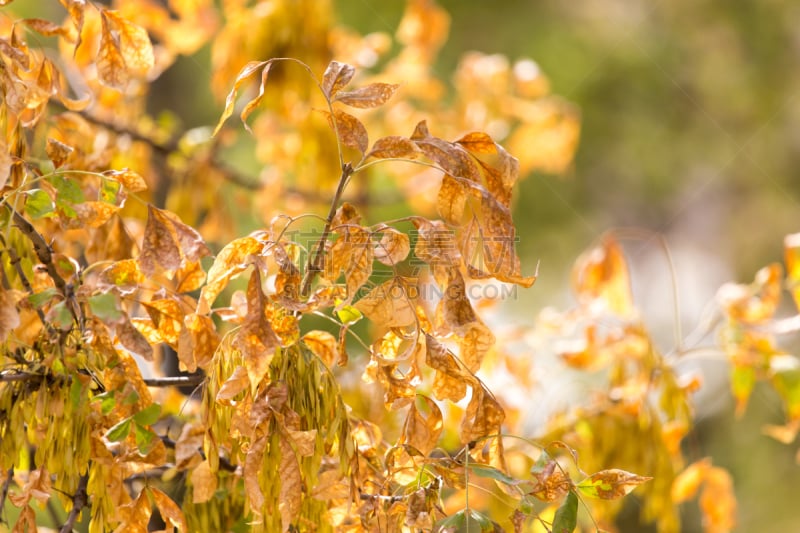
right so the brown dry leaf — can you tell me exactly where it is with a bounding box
[718,263,783,324]
[273,244,301,303]
[302,330,339,368]
[325,227,373,303]
[105,168,148,193]
[98,10,154,89]
[114,489,151,533]
[0,140,11,190]
[150,487,188,532]
[412,217,461,268]
[326,109,369,155]
[175,260,206,293]
[8,467,51,508]
[179,312,219,371]
[244,435,268,513]
[278,433,303,531]
[240,61,272,134]
[355,278,416,329]
[0,288,21,342]
[87,214,137,263]
[367,136,419,159]
[22,18,72,39]
[12,505,36,533]
[190,459,217,504]
[213,60,269,136]
[117,314,154,360]
[45,137,73,168]
[373,225,411,266]
[571,235,634,316]
[437,174,468,225]
[577,469,653,500]
[331,202,361,227]
[285,428,317,457]
[321,60,355,99]
[69,201,121,229]
[216,365,249,404]
[234,270,280,391]
[198,236,264,314]
[334,82,399,108]
[456,131,499,155]
[425,334,468,402]
[174,423,205,469]
[459,322,495,374]
[401,395,443,455]
[413,130,482,184]
[461,381,504,443]
[139,205,180,276]
[529,460,571,503]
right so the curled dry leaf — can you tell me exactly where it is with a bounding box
[321,60,355,99]
[45,138,73,168]
[401,395,443,455]
[302,330,339,368]
[104,168,148,193]
[139,205,210,277]
[234,270,280,391]
[213,60,269,136]
[198,236,264,314]
[97,10,154,89]
[149,487,188,532]
[373,224,411,265]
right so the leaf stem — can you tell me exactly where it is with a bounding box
[299,162,354,297]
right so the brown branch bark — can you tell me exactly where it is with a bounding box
[143,375,205,387]
[59,473,88,533]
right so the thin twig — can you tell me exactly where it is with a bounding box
[143,375,205,387]
[59,473,88,533]
[299,162,355,297]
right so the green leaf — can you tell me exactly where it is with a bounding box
[433,509,498,532]
[133,403,161,426]
[88,293,123,322]
[100,177,122,204]
[134,423,157,454]
[105,418,132,442]
[468,463,519,486]
[28,288,60,308]
[552,491,578,533]
[531,450,554,474]
[95,391,117,415]
[49,300,74,329]
[69,377,86,409]
[335,303,362,325]
[24,189,55,219]
[50,175,85,204]
[123,390,140,406]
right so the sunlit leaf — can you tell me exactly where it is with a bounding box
[234,270,280,391]
[401,395,443,455]
[198,236,263,314]
[25,189,55,219]
[45,138,73,168]
[786,232,800,311]
[0,289,21,342]
[97,10,154,89]
[190,460,217,504]
[104,168,148,193]
[216,365,249,404]
[302,330,339,368]
[106,417,132,442]
[717,263,782,324]
[150,487,188,532]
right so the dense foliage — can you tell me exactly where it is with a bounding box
[0,1,798,532]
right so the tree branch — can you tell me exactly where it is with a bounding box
[300,162,354,297]
[142,375,205,387]
[59,473,88,533]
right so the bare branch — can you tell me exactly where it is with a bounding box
[59,473,88,533]
[143,375,205,387]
